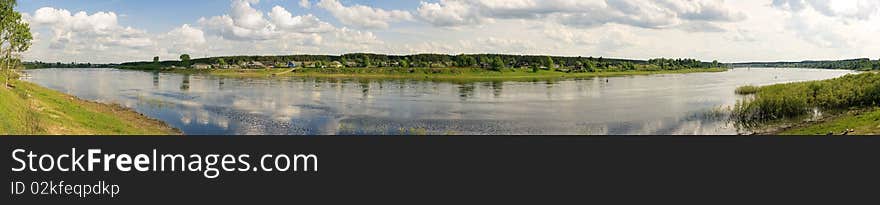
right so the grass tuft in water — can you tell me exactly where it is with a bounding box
[734,85,760,95]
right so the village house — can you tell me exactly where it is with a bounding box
[329,61,344,68]
[479,62,491,69]
[344,61,358,67]
[244,61,266,69]
[192,63,212,69]
[260,61,277,68]
[211,64,229,69]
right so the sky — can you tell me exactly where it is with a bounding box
[15,0,880,63]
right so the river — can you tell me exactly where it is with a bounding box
[23,68,857,135]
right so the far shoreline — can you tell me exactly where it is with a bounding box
[132,67,730,81]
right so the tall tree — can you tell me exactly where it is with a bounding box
[466,56,477,67]
[542,56,554,70]
[2,0,32,88]
[490,56,505,71]
[153,56,159,63]
[585,60,596,72]
[362,56,372,67]
[179,54,191,67]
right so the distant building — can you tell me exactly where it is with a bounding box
[211,64,229,69]
[260,61,276,68]
[192,63,212,69]
[244,61,266,69]
[329,61,343,68]
[344,61,358,67]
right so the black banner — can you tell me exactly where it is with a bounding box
[3,136,880,204]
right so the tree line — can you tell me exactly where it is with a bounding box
[112,53,725,72]
[733,58,880,70]
[24,61,109,69]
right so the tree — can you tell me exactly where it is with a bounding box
[1,0,32,88]
[180,54,191,67]
[585,60,596,72]
[490,57,505,71]
[541,56,554,71]
[153,56,159,63]
[362,56,372,67]
[467,56,477,67]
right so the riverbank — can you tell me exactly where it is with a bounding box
[156,67,729,81]
[0,71,180,135]
[777,107,880,135]
[731,72,880,135]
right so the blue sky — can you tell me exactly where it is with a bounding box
[16,0,880,63]
[18,0,423,32]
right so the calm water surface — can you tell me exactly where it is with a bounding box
[23,68,856,135]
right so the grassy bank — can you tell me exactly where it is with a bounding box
[779,108,880,135]
[0,71,180,135]
[731,72,880,135]
[161,67,728,81]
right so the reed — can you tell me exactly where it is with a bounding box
[731,72,880,127]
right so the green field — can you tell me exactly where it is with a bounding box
[165,67,728,81]
[0,71,179,135]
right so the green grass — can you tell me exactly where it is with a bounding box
[0,82,29,133]
[731,72,880,134]
[780,108,880,135]
[732,72,880,126]
[175,67,728,81]
[0,71,179,135]
[734,85,760,95]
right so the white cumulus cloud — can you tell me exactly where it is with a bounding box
[417,0,745,32]
[317,0,414,29]
[27,7,158,62]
